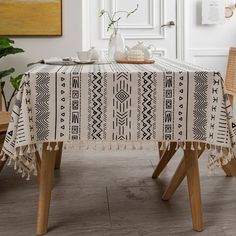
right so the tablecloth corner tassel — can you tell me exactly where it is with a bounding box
[19,146,23,156]
[18,168,23,174]
[183,142,186,150]
[7,157,12,166]
[225,148,233,162]
[175,141,179,151]
[167,142,171,151]
[220,146,223,156]
[33,167,38,176]
[14,161,17,170]
[160,141,165,151]
[191,141,195,151]
[54,142,59,151]
[26,173,30,181]
[1,153,7,162]
[21,170,26,178]
[47,142,53,151]
[27,144,31,154]
[197,142,201,150]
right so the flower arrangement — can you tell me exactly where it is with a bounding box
[99,4,139,35]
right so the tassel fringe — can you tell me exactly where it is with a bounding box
[1,140,235,180]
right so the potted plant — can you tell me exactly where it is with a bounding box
[0,37,24,111]
[99,4,139,59]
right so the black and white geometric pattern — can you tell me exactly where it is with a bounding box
[2,57,236,177]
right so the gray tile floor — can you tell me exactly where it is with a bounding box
[0,148,235,236]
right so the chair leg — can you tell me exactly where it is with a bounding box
[152,142,177,179]
[36,143,57,235]
[222,159,236,177]
[0,158,7,173]
[223,94,236,177]
[54,142,63,170]
[162,143,204,201]
[185,143,204,232]
[162,155,186,200]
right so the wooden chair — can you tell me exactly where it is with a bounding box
[225,47,236,98]
[0,90,11,173]
[222,47,236,176]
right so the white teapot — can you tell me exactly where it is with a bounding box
[126,42,155,60]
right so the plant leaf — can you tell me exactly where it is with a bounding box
[0,37,14,50]
[99,9,105,17]
[10,74,23,91]
[0,47,24,59]
[0,68,15,79]
[0,81,5,91]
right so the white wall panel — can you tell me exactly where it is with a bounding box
[101,0,165,39]
[185,0,236,76]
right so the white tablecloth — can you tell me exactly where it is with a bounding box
[1,57,236,179]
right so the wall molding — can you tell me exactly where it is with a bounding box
[82,0,186,57]
[176,0,186,60]
[111,0,155,29]
[81,0,91,50]
[188,48,228,64]
[100,0,165,39]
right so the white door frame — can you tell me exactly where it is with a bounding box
[81,0,186,60]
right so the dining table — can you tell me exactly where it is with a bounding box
[1,56,236,235]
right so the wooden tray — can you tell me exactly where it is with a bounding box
[116,59,155,64]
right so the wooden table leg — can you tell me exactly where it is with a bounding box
[55,142,63,170]
[36,142,57,235]
[162,144,204,200]
[152,142,177,178]
[185,143,204,232]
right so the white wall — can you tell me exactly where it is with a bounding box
[2,0,236,106]
[0,0,82,104]
[185,0,236,77]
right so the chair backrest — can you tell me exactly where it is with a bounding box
[0,84,2,111]
[225,47,236,95]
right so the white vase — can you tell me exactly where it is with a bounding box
[108,31,125,60]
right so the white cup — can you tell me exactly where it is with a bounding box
[77,51,92,62]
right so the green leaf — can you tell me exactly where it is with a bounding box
[0,68,15,79]
[0,81,5,91]
[0,37,14,44]
[0,37,14,50]
[0,37,24,58]
[0,47,24,59]
[99,9,105,17]
[10,74,23,91]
